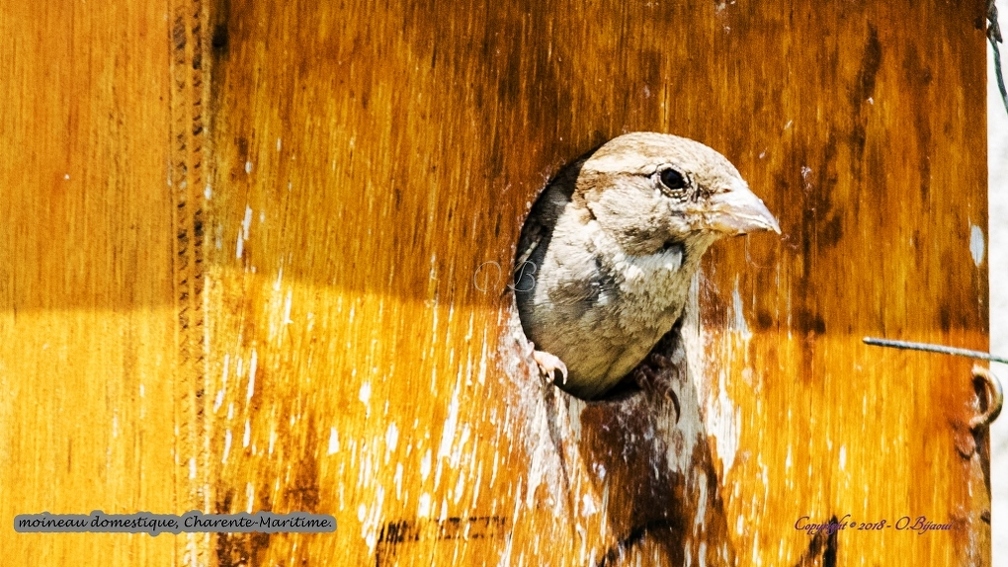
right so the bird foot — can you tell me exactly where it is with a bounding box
[529,343,568,384]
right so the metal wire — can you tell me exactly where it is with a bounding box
[862,337,1008,364]
[991,0,1008,116]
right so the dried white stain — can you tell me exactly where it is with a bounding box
[709,365,742,474]
[242,206,253,240]
[328,427,340,455]
[693,470,709,534]
[222,429,232,464]
[384,423,399,464]
[800,165,813,189]
[839,445,847,470]
[245,482,255,513]
[453,471,466,505]
[394,463,404,501]
[245,160,252,174]
[235,229,244,259]
[283,291,293,325]
[730,277,752,339]
[420,448,432,480]
[215,353,230,413]
[246,349,257,402]
[243,419,251,448]
[436,377,462,468]
[358,382,372,416]
[970,224,985,266]
[417,492,432,517]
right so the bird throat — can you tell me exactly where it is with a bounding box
[659,238,686,259]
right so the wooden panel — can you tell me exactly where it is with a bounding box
[203,1,990,566]
[1,0,992,565]
[0,1,185,565]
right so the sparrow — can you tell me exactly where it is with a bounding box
[514,132,780,399]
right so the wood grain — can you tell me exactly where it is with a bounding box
[203,0,991,565]
[1,0,993,565]
[0,0,182,565]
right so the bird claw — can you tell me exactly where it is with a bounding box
[529,343,568,384]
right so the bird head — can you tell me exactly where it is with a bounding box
[575,132,780,257]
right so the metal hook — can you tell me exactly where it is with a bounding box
[863,337,1005,427]
[970,365,1004,430]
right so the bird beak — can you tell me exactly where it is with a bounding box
[700,183,781,235]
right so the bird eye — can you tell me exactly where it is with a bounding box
[657,167,689,197]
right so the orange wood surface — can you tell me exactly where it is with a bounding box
[1,1,184,565]
[1,0,993,565]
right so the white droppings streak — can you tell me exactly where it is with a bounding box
[246,483,255,512]
[418,493,432,517]
[328,427,340,455]
[437,383,461,461]
[359,382,372,415]
[246,349,257,402]
[361,485,386,549]
[204,184,212,200]
[385,423,399,463]
[420,449,432,480]
[276,137,282,152]
[222,429,232,464]
[800,166,813,186]
[970,224,985,266]
[243,419,251,448]
[453,473,465,504]
[235,230,244,259]
[242,206,253,240]
[283,291,293,325]
[244,160,252,174]
[215,354,229,412]
[839,445,847,470]
[730,278,752,339]
[189,457,197,480]
[394,463,404,500]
